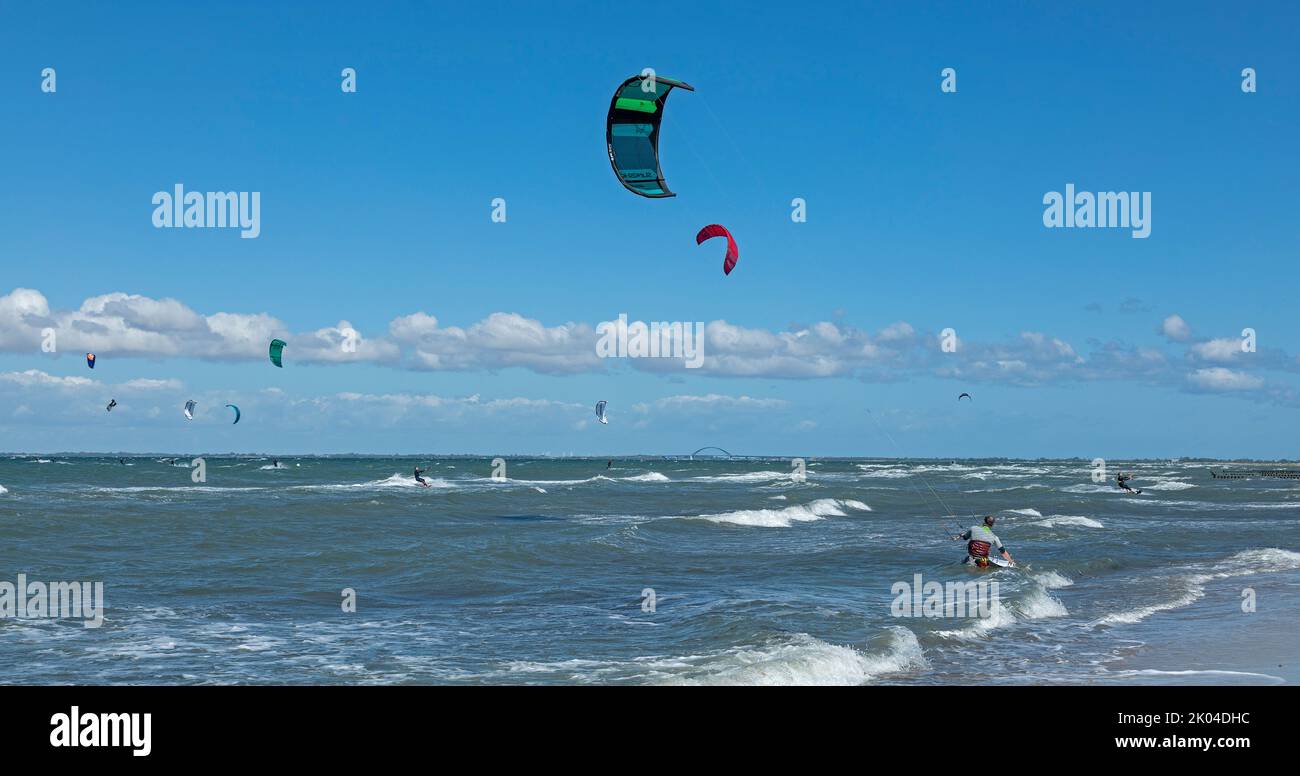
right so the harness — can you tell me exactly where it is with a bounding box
[967,539,992,567]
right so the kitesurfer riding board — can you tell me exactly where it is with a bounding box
[954,515,1015,569]
[1117,472,1142,494]
[414,466,431,488]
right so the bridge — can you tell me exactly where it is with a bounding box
[662,446,748,461]
[690,446,734,458]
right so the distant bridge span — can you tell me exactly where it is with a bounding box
[691,446,734,458]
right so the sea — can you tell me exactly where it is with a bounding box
[1,456,1297,685]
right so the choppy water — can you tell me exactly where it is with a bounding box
[1,456,1297,685]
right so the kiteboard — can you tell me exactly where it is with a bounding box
[963,556,1014,570]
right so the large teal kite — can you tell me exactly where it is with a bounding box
[606,74,694,198]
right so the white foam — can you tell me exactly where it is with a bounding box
[856,468,911,479]
[488,475,606,486]
[937,584,1068,640]
[1004,508,1043,517]
[1144,481,1197,491]
[1033,571,1076,589]
[963,484,1052,493]
[1019,587,1070,619]
[89,485,266,494]
[936,601,1019,640]
[1097,590,1204,626]
[623,472,670,482]
[690,471,794,484]
[1096,548,1300,626]
[298,473,454,491]
[1061,483,1115,494]
[1114,669,1284,682]
[1038,515,1104,529]
[661,629,926,686]
[694,498,870,528]
[0,484,7,495]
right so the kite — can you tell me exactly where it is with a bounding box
[695,224,739,275]
[606,74,694,198]
[269,339,286,368]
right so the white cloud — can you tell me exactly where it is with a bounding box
[1161,314,1191,342]
[1190,338,1242,363]
[3,288,1297,409]
[0,369,96,390]
[394,311,601,374]
[635,394,789,413]
[1188,367,1263,392]
[118,378,183,392]
[0,288,390,366]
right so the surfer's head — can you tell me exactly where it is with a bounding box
[983,515,996,527]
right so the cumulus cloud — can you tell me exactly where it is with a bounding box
[632,394,789,413]
[1160,314,1192,342]
[392,311,600,374]
[2,287,1296,409]
[0,288,390,365]
[1190,338,1242,363]
[0,370,96,390]
[1188,367,1264,392]
[0,370,184,396]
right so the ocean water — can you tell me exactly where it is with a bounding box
[1,456,1297,685]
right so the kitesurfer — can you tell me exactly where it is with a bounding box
[606,460,612,469]
[954,515,1014,568]
[1117,472,1137,493]
[414,466,428,486]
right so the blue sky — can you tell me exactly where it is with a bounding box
[1,2,1297,457]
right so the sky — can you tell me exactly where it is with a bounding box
[0,1,1297,457]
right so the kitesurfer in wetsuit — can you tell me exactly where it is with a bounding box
[414,466,427,486]
[1117,472,1136,492]
[954,515,1014,568]
[606,460,612,469]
